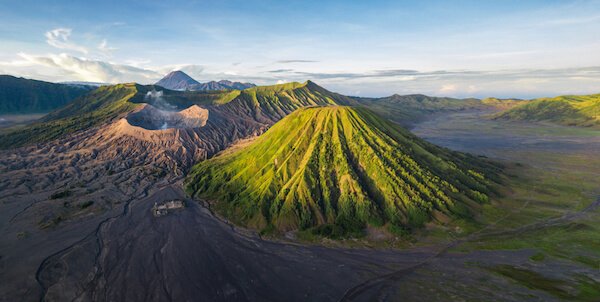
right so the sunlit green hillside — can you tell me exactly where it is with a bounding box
[494,94,600,127]
[186,106,500,237]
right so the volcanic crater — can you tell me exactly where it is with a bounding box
[126,104,209,130]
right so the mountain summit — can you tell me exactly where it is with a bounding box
[155,70,255,91]
[155,70,200,90]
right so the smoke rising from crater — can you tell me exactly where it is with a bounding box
[144,90,177,111]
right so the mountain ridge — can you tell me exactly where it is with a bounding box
[493,93,600,127]
[353,94,486,126]
[0,75,94,114]
[155,70,256,91]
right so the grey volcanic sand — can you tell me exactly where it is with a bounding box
[411,110,600,158]
[38,185,426,301]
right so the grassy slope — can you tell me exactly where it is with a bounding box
[186,106,501,236]
[494,94,600,127]
[481,97,527,110]
[0,84,141,148]
[0,75,93,113]
[458,151,600,266]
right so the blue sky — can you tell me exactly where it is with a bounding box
[1,0,600,98]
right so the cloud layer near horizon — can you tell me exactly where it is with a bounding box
[4,50,600,99]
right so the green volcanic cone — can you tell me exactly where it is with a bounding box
[186,106,500,236]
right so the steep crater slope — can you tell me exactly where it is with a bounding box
[186,106,502,236]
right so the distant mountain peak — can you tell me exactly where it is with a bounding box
[165,70,197,81]
[156,70,200,90]
[155,71,256,91]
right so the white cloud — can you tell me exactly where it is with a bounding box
[5,47,600,98]
[17,52,160,83]
[45,28,88,54]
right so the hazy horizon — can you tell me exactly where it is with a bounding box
[1,0,600,99]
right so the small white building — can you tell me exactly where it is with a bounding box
[152,200,185,217]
